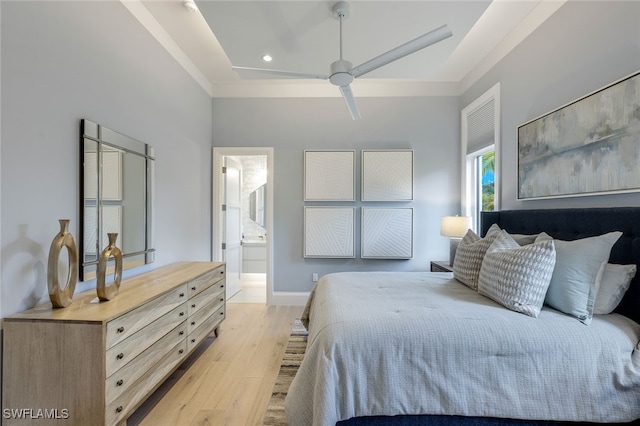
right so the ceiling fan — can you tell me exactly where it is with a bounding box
[232,1,452,120]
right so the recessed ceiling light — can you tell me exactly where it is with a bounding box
[262,54,273,62]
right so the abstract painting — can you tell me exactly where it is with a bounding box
[304,207,355,258]
[361,208,413,259]
[304,150,355,201]
[518,70,640,199]
[362,149,413,201]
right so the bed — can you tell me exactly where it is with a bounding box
[285,207,640,426]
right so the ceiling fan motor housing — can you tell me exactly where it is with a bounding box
[329,59,354,86]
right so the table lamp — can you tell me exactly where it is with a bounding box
[440,216,472,266]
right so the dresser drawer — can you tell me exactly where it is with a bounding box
[105,321,187,405]
[187,265,225,298]
[106,340,187,426]
[187,305,225,352]
[188,295,225,334]
[188,279,225,317]
[106,284,188,349]
[106,302,187,377]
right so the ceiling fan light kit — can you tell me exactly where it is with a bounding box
[231,1,452,120]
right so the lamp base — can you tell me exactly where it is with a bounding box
[449,238,461,267]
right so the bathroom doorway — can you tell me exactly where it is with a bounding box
[212,148,273,304]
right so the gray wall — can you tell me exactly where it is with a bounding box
[3,1,636,305]
[212,97,460,293]
[1,1,213,316]
[462,1,640,210]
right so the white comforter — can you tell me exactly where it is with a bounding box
[285,272,640,426]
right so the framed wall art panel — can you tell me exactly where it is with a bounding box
[361,208,413,259]
[304,207,355,258]
[304,150,355,201]
[518,70,640,200]
[362,149,413,201]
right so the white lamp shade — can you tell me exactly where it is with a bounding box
[440,216,472,238]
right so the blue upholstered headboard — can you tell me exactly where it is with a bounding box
[481,207,640,324]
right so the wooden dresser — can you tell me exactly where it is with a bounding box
[2,261,225,426]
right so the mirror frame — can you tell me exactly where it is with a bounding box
[79,119,155,281]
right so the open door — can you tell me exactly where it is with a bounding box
[223,157,242,299]
[212,147,273,305]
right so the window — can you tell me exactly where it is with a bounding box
[467,148,495,231]
[461,84,500,232]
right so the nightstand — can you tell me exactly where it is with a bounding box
[430,260,454,273]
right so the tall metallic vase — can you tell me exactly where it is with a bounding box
[47,219,78,308]
[96,233,123,301]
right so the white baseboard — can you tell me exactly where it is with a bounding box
[269,291,310,306]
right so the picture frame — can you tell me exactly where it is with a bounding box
[304,150,355,201]
[361,149,413,201]
[517,70,640,200]
[303,207,355,258]
[361,208,413,259]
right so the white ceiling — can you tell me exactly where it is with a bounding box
[128,0,567,98]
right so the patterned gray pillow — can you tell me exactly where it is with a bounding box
[478,230,556,318]
[452,224,501,290]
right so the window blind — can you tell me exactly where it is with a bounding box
[466,99,495,153]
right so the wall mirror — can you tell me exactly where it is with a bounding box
[80,119,155,281]
[249,183,266,228]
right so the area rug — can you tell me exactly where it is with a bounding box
[263,319,308,426]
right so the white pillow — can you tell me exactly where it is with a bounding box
[478,231,556,318]
[594,263,637,314]
[536,231,622,325]
[509,233,539,246]
[452,224,501,290]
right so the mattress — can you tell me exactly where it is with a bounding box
[285,271,640,426]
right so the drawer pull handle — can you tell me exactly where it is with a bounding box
[191,338,196,343]
[191,321,196,325]
[116,379,124,387]
[179,330,184,335]
[191,303,196,308]
[220,312,224,316]
[116,406,123,413]
[117,326,124,333]
[179,349,184,354]
[117,353,124,360]
[179,312,185,317]
[179,292,185,297]
[220,271,224,274]
[191,286,196,291]
[221,284,224,288]
[220,298,224,302]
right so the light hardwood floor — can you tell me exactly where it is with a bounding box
[127,302,303,426]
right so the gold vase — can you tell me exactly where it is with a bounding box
[96,233,123,301]
[47,219,78,308]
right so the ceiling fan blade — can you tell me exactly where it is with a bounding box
[350,24,453,78]
[339,85,361,120]
[232,66,328,80]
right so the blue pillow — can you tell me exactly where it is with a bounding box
[536,231,622,325]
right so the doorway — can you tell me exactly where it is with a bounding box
[212,148,274,304]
